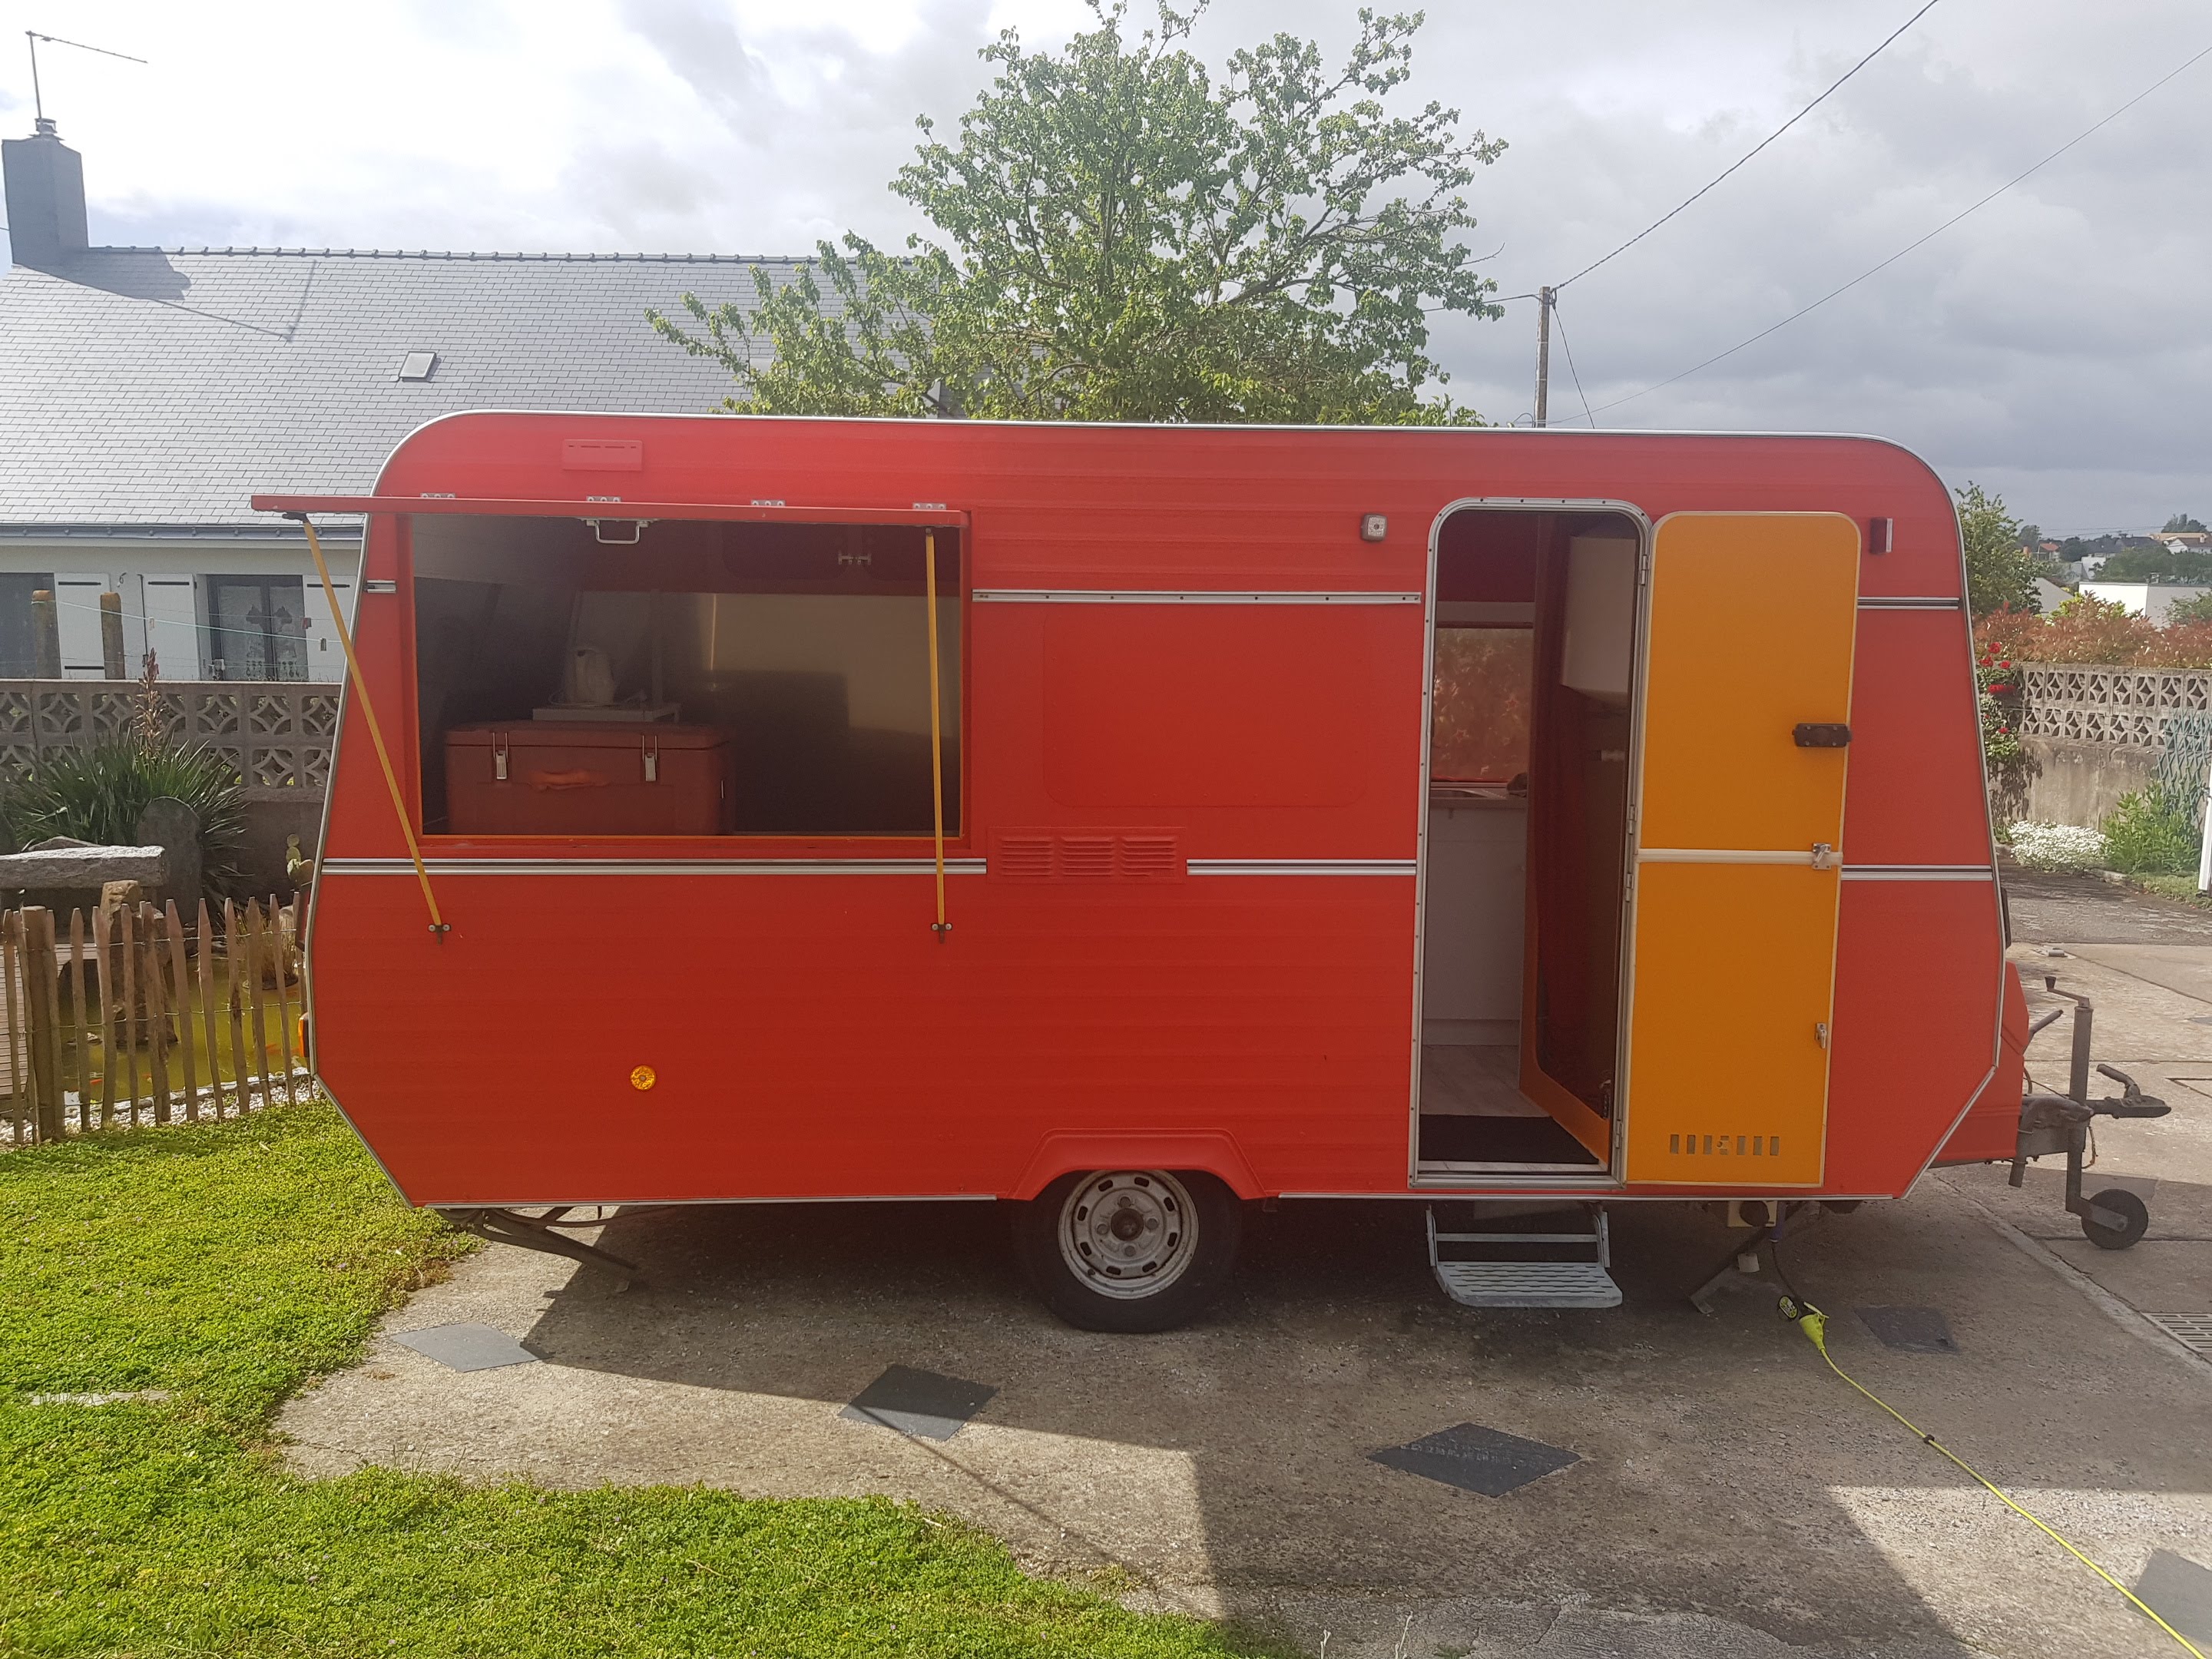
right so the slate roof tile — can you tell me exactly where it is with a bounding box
[0,248,820,525]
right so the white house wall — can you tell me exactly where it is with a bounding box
[0,536,361,681]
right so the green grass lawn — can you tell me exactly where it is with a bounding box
[0,1106,1284,1658]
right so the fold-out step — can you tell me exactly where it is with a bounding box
[1427,1207,1622,1309]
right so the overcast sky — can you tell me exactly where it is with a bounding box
[2,0,2205,532]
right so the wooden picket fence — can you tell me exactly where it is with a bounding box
[0,896,309,1147]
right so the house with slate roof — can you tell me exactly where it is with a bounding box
[0,120,802,682]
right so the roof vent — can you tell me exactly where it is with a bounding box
[396,351,438,382]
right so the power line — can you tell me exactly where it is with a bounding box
[1550,298,1596,427]
[1556,0,1942,293]
[1584,37,2212,419]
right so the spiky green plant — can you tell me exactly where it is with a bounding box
[2099,783,2200,876]
[1,738,249,894]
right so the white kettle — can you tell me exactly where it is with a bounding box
[561,646,617,707]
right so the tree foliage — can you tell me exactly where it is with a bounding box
[648,2,1505,424]
[2097,542,2212,584]
[1955,482,2039,617]
[2163,512,2207,534]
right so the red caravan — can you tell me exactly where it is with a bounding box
[255,412,2061,1331]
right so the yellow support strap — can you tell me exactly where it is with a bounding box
[925,528,949,939]
[294,515,449,937]
[1790,1301,2205,1657]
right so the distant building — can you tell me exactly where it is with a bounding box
[0,121,808,680]
[2079,582,2211,623]
[2032,577,2073,612]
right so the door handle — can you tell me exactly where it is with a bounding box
[1794,723,1851,747]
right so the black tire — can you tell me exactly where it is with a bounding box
[1012,1169,1243,1333]
[2081,1187,2150,1250]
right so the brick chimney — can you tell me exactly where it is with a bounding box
[2,121,90,270]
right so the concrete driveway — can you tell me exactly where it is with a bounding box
[285,872,2212,1659]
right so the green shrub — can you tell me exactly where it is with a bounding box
[2099,783,2200,876]
[0,738,249,893]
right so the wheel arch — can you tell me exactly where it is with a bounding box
[1008,1132,1265,1201]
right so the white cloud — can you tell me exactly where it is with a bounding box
[2,0,2205,529]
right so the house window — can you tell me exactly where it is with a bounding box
[410,515,963,839]
[207,577,309,681]
[0,573,57,677]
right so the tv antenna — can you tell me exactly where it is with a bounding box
[25,30,147,137]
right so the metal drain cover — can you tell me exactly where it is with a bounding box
[1369,1422,1580,1496]
[840,1365,998,1440]
[2137,1551,2212,1643]
[2145,1313,2212,1356]
[1856,1306,1959,1354]
[391,1323,541,1373]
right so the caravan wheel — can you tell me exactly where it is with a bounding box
[1013,1170,1241,1333]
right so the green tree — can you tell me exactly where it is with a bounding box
[2162,590,2212,624]
[649,2,1505,424]
[2094,543,2212,584]
[1955,482,2039,616]
[2163,512,2207,534]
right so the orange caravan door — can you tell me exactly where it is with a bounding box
[1622,514,1860,1187]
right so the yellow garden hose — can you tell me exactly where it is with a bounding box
[1784,1298,2205,1657]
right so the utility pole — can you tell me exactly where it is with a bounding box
[1533,285,1555,428]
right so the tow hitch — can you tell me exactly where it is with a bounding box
[2015,979,2172,1250]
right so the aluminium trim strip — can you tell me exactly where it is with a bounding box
[1636,853,1997,879]
[1859,596,1964,609]
[971,588,1422,605]
[1187,858,1418,876]
[1637,848,1822,866]
[1841,865,1997,882]
[320,857,988,876]
[429,1192,999,1208]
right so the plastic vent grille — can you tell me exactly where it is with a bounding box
[1669,1133,1780,1159]
[1057,837,1117,879]
[995,836,1055,879]
[1117,837,1180,879]
[991,830,1184,882]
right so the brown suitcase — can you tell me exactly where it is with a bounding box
[444,723,733,836]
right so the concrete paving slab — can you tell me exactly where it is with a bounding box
[2045,1240,2212,1309]
[2069,945,2212,1004]
[281,1188,2212,1659]
[2003,870,2212,946]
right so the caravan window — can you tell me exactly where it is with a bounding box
[1430,627,1532,785]
[410,515,962,840]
